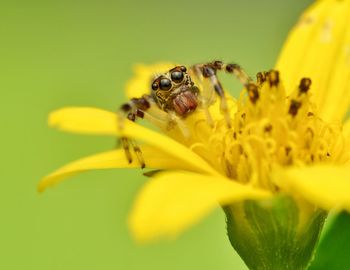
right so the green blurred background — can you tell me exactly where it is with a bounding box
[0,1,315,269]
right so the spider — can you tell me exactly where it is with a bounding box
[118,60,258,168]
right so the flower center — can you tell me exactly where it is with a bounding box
[142,69,347,191]
[201,71,345,190]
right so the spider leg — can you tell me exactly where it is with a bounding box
[117,94,191,167]
[213,61,253,85]
[130,140,145,168]
[118,95,151,168]
[212,61,259,104]
[189,66,215,128]
[190,61,257,127]
[167,111,190,138]
[190,63,232,127]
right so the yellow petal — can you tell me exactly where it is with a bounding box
[128,171,271,242]
[343,117,350,138]
[342,119,350,165]
[49,107,219,176]
[49,107,117,135]
[273,165,350,211]
[319,9,350,122]
[276,0,350,122]
[276,0,329,92]
[125,63,176,99]
[39,146,198,192]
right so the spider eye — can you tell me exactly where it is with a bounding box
[180,66,187,72]
[171,71,184,83]
[151,82,158,90]
[159,78,172,91]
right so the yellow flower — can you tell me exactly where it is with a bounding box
[40,0,350,257]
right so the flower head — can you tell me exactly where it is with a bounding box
[40,0,350,268]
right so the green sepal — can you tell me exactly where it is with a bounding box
[224,196,327,270]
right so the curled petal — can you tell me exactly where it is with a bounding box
[128,171,272,242]
[49,107,219,176]
[273,165,350,211]
[39,146,198,192]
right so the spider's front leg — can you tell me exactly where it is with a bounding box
[117,95,152,169]
[211,61,260,104]
[190,61,257,127]
[117,94,185,167]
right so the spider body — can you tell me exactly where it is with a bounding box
[118,60,255,167]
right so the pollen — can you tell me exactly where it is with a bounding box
[184,71,346,191]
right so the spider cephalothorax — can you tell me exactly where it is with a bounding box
[150,66,199,116]
[120,61,253,123]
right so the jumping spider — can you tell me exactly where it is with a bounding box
[118,60,257,168]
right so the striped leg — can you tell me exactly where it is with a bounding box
[190,64,230,127]
[117,95,151,168]
[190,61,258,127]
[202,65,231,127]
[118,136,146,168]
[213,61,260,104]
[214,61,252,85]
[189,66,216,127]
[117,93,191,167]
